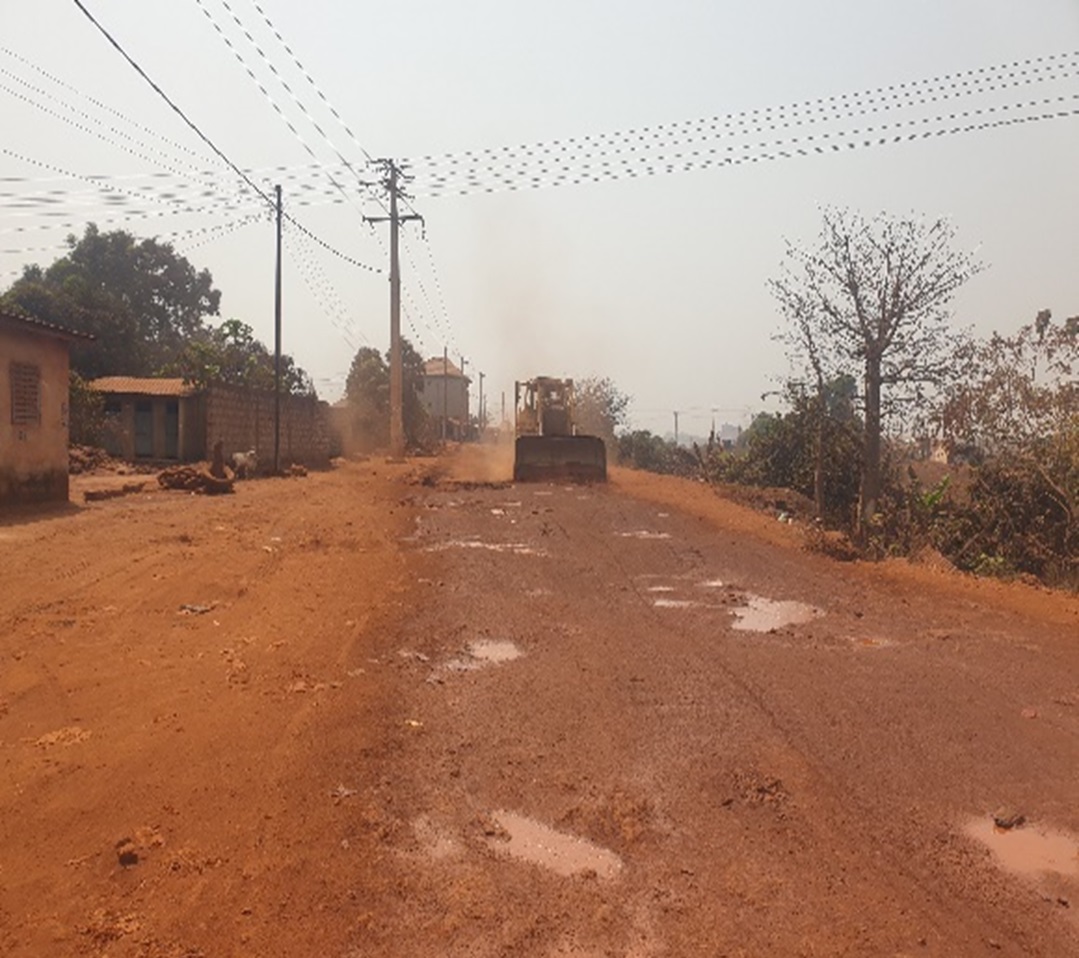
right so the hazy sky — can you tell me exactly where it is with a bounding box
[3,1,1077,437]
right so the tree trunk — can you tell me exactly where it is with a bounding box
[859,362,883,538]
[813,394,825,521]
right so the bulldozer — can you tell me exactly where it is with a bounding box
[513,377,607,483]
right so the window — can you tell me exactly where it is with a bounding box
[10,362,41,425]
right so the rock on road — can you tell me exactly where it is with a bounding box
[1,450,1076,957]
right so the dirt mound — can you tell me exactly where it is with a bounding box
[68,445,114,475]
[157,464,234,495]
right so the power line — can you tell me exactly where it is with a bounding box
[71,0,272,204]
[408,92,1079,197]
[0,45,209,164]
[411,49,1079,171]
[247,0,376,165]
[70,0,381,274]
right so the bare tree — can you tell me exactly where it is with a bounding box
[770,209,981,535]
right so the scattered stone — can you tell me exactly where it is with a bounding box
[992,807,1026,830]
[1020,707,1039,719]
[179,603,213,615]
[115,838,139,867]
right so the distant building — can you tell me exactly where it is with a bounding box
[419,357,470,439]
[91,376,202,461]
[0,309,87,506]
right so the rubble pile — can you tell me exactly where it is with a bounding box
[157,464,234,495]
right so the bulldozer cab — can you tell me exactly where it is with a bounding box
[515,377,574,438]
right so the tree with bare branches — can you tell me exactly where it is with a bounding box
[770,209,981,535]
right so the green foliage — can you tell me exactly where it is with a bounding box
[707,387,863,525]
[617,430,696,476]
[161,318,314,395]
[67,371,105,446]
[932,310,1077,586]
[344,338,429,450]
[575,377,630,444]
[2,224,221,379]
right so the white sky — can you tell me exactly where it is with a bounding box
[3,0,1078,437]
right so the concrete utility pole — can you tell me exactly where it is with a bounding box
[365,161,422,459]
[478,371,485,432]
[273,184,282,474]
[673,410,680,446]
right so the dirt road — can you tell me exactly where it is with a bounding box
[1,451,1077,957]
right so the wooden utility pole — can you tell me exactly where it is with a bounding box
[365,161,421,459]
[459,356,469,433]
[273,184,282,474]
[673,410,680,445]
[478,371,485,432]
[441,345,448,441]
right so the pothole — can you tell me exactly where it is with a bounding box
[965,818,1079,878]
[485,810,623,879]
[646,585,675,593]
[441,639,524,673]
[423,540,547,556]
[468,639,523,663]
[731,595,820,632]
[652,598,697,609]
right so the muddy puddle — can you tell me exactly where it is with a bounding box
[487,811,623,879]
[618,531,671,540]
[443,639,524,673]
[731,594,819,632]
[966,818,1079,878]
[652,598,698,609]
[423,540,546,556]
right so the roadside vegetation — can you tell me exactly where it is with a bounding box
[616,210,1077,590]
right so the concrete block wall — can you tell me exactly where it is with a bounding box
[204,386,331,469]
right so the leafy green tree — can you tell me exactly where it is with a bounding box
[162,318,314,395]
[1,224,221,378]
[770,209,981,536]
[344,338,429,450]
[575,376,630,444]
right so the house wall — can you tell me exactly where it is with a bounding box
[419,375,469,422]
[0,326,70,505]
[99,395,200,461]
[204,386,331,469]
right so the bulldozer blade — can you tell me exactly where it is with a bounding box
[513,436,607,483]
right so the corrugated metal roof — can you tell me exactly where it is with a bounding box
[0,307,93,341]
[423,357,467,378]
[90,376,197,397]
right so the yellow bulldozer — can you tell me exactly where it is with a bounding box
[513,377,607,482]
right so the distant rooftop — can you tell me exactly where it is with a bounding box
[0,307,92,341]
[423,357,468,379]
[90,376,197,397]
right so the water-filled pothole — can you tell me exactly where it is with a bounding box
[423,540,547,556]
[443,639,524,673]
[731,595,819,632]
[487,811,623,879]
[966,818,1079,878]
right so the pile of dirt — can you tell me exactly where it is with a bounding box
[68,445,114,475]
[157,464,234,495]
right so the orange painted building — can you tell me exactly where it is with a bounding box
[0,309,86,506]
